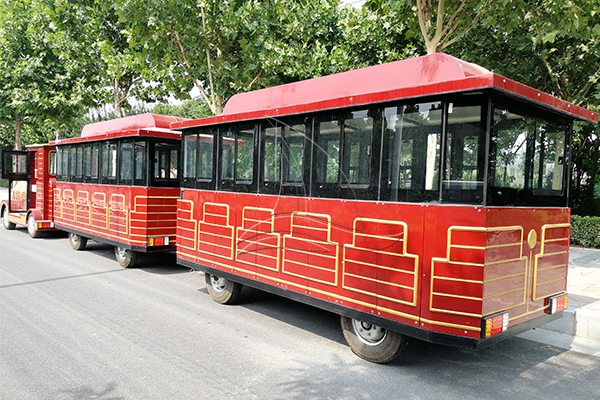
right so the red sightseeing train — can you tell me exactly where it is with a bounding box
[2,113,186,267]
[1,54,597,363]
[172,53,596,362]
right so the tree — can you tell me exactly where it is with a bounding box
[365,0,490,54]
[0,0,93,149]
[42,0,155,119]
[116,0,342,115]
[330,2,422,71]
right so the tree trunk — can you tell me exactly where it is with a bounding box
[14,117,22,150]
[114,78,123,118]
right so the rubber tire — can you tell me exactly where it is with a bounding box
[114,246,139,268]
[27,213,42,238]
[205,273,242,305]
[69,233,88,251]
[340,315,409,364]
[2,206,16,230]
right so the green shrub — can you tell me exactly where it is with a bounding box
[0,178,7,188]
[571,215,600,248]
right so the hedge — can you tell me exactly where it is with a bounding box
[571,215,600,248]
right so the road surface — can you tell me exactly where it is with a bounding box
[1,225,599,400]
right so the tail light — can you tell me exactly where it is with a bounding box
[481,312,509,338]
[547,293,568,314]
[148,236,170,246]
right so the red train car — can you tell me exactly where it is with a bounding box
[1,144,57,237]
[173,54,597,362]
[51,113,185,267]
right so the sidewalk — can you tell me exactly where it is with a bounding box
[521,246,600,356]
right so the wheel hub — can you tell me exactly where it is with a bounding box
[210,275,227,292]
[116,247,127,259]
[352,319,387,346]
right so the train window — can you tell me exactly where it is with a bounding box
[442,103,485,204]
[183,133,198,180]
[120,140,134,184]
[263,126,281,183]
[488,108,568,206]
[236,127,254,182]
[48,151,56,176]
[75,146,83,179]
[316,118,341,184]
[221,128,235,181]
[69,146,77,178]
[151,141,179,187]
[83,144,92,178]
[198,131,214,180]
[91,143,99,180]
[134,141,146,185]
[532,122,566,191]
[282,123,306,184]
[382,102,442,202]
[59,147,69,181]
[100,141,118,183]
[220,125,255,187]
[342,110,373,185]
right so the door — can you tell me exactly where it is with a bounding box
[2,150,29,212]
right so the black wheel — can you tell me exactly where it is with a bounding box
[205,273,242,305]
[114,246,139,268]
[27,213,42,238]
[340,315,409,364]
[2,206,16,230]
[69,232,88,250]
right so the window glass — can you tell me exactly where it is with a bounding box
[236,128,254,182]
[48,151,56,176]
[75,146,83,178]
[61,147,69,178]
[169,149,178,179]
[383,102,442,201]
[83,145,92,177]
[282,124,305,183]
[69,146,77,177]
[120,141,133,182]
[264,126,281,182]
[134,141,146,183]
[533,122,565,191]
[442,103,485,204]
[490,109,566,194]
[198,132,214,180]
[316,119,340,183]
[184,134,198,179]
[444,105,483,189]
[108,143,117,178]
[221,128,235,181]
[152,142,179,182]
[342,110,372,185]
[90,143,99,179]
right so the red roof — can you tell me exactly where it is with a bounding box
[172,54,597,130]
[54,113,188,145]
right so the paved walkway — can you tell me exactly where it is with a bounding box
[1,185,598,354]
[521,246,600,356]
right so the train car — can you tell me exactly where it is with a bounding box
[1,144,58,237]
[173,53,597,363]
[52,113,187,267]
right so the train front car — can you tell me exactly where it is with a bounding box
[172,54,597,363]
[53,113,186,267]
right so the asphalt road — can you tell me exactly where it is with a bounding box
[1,226,599,400]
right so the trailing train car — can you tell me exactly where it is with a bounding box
[172,53,597,363]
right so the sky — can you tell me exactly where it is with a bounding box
[341,0,367,8]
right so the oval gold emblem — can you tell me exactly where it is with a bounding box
[527,229,537,249]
